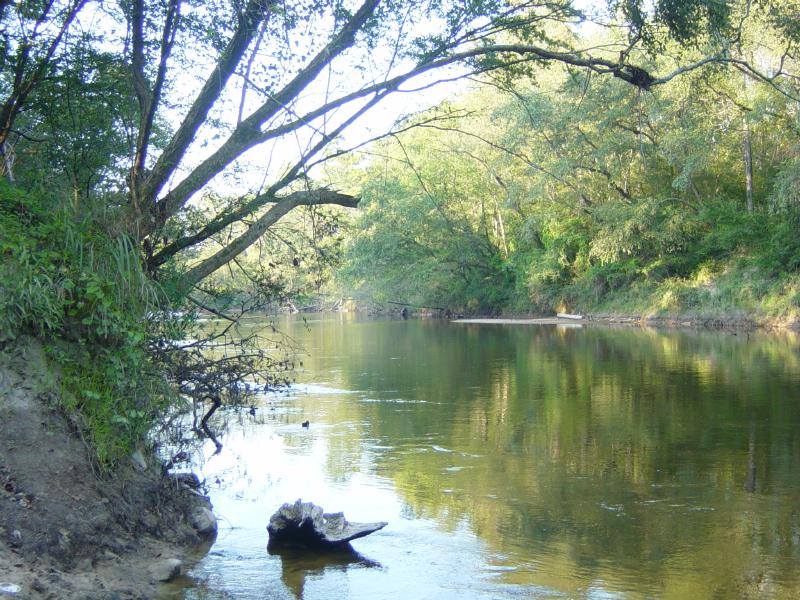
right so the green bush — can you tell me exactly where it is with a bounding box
[762,209,800,274]
[1,182,171,468]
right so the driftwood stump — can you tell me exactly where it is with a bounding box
[267,499,387,549]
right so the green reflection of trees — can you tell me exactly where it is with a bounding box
[309,319,800,598]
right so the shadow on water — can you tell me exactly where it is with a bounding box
[268,544,383,599]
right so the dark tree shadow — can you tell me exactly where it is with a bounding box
[268,544,382,599]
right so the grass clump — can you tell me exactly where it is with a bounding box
[0,181,173,468]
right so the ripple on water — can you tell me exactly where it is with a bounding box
[289,383,360,395]
[483,565,518,572]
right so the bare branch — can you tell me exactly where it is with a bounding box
[303,109,475,171]
[650,53,728,86]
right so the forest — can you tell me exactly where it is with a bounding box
[2,0,800,465]
[198,3,800,323]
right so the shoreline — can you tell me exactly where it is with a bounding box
[581,312,796,332]
[198,305,800,333]
[0,338,217,599]
[453,312,799,332]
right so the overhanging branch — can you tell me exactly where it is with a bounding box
[142,0,277,210]
[151,85,394,269]
[147,15,744,288]
[149,22,666,233]
[176,189,358,290]
[150,0,380,233]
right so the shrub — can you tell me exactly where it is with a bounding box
[1,182,171,468]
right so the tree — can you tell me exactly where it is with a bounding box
[0,0,87,180]
[5,0,778,297]
[335,4,800,315]
[338,115,517,312]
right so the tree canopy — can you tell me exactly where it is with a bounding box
[5,0,791,294]
[333,2,800,316]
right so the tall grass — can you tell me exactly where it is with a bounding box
[1,181,174,468]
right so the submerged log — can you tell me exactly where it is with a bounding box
[267,499,387,549]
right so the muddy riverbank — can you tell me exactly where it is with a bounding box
[0,338,215,599]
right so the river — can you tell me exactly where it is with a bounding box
[165,314,800,599]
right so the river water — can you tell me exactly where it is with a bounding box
[166,315,800,599]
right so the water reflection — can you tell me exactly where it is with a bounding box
[269,545,382,599]
[179,316,800,599]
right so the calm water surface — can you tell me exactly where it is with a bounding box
[167,315,800,599]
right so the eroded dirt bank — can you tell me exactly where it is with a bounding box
[0,338,215,599]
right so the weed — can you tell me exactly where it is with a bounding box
[1,182,173,468]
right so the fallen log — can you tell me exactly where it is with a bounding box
[556,312,583,320]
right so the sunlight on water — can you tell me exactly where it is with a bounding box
[165,315,800,600]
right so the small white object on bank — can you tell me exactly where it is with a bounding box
[556,313,583,320]
[0,583,21,597]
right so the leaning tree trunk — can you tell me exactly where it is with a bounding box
[743,115,754,213]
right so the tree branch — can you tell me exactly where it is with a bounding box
[129,0,149,119]
[143,0,277,210]
[177,189,359,290]
[130,0,181,215]
[171,37,685,189]
[237,15,270,125]
[150,0,380,233]
[151,84,392,268]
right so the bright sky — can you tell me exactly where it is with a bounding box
[175,14,479,199]
[198,3,609,199]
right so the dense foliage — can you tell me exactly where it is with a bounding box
[0,181,173,465]
[335,13,800,321]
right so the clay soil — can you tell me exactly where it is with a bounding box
[0,339,213,600]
